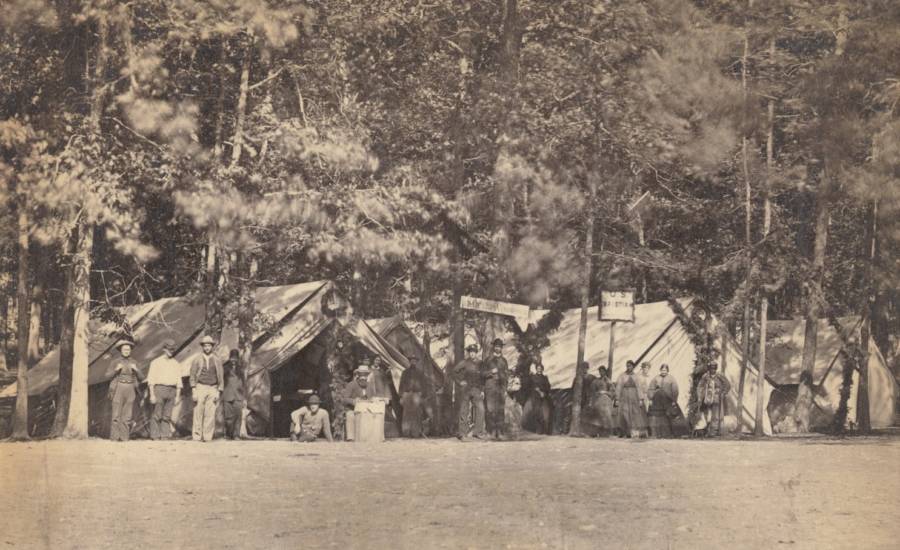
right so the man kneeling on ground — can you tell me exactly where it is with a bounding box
[290,394,334,442]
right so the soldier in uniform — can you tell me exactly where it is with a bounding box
[483,338,509,439]
[453,344,486,440]
[109,339,143,441]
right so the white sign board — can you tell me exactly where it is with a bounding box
[599,290,635,322]
[460,295,531,331]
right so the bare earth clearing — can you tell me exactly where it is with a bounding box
[1,436,898,550]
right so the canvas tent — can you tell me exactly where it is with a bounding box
[500,299,774,434]
[367,317,444,386]
[764,317,898,431]
[0,281,409,438]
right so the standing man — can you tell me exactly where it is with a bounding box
[483,338,509,440]
[109,339,143,441]
[146,338,181,440]
[341,365,371,440]
[399,352,430,438]
[222,349,245,440]
[696,363,731,437]
[453,344,486,440]
[189,335,223,442]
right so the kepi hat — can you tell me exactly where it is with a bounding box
[308,394,321,405]
[199,335,216,346]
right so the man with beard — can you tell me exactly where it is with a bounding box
[341,365,371,440]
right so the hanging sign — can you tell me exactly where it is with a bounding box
[460,296,530,331]
[599,290,635,322]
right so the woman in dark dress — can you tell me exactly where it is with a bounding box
[647,363,681,438]
[615,360,649,438]
[523,362,553,434]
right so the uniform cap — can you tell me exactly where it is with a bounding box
[199,335,216,346]
[308,395,321,405]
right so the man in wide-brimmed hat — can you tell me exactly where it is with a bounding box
[290,394,333,442]
[452,343,486,440]
[189,335,223,442]
[341,364,371,440]
[146,338,182,440]
[109,338,143,441]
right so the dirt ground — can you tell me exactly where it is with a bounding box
[1,435,898,550]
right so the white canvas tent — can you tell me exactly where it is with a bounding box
[501,299,774,434]
[764,317,898,430]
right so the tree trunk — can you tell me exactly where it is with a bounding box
[52,241,77,437]
[755,55,774,436]
[27,280,44,366]
[229,37,252,168]
[61,13,108,439]
[855,200,877,433]
[568,175,596,436]
[11,194,31,440]
[0,285,8,372]
[64,227,93,438]
[736,28,753,429]
[794,5,846,432]
[793,170,829,432]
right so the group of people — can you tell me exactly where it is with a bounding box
[580,359,732,439]
[105,331,733,443]
[108,336,245,442]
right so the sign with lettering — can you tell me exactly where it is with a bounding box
[460,296,531,331]
[599,290,635,322]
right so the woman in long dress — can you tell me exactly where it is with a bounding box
[615,360,649,438]
[647,363,680,438]
[591,366,616,437]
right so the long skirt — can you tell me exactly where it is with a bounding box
[648,392,674,438]
[617,386,648,436]
[522,394,552,434]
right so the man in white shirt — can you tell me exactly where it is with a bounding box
[147,338,182,440]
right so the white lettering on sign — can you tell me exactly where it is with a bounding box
[460,296,531,330]
[599,290,635,322]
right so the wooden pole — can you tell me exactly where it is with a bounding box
[568,175,596,436]
[607,321,617,379]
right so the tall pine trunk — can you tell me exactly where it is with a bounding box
[61,14,108,439]
[755,44,775,435]
[51,240,76,436]
[64,227,93,438]
[28,280,44,365]
[11,194,31,440]
[736,27,753,429]
[855,200,877,433]
[793,6,846,433]
[568,174,596,436]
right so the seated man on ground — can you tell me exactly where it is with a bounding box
[290,394,334,442]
